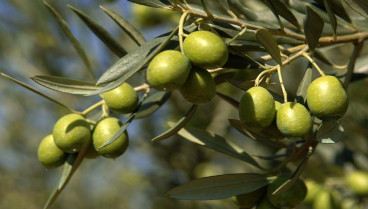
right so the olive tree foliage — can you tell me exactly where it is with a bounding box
[2,0,368,208]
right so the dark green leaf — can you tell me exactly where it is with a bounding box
[316,120,344,143]
[100,6,146,46]
[255,29,282,65]
[41,0,95,81]
[58,154,77,189]
[136,91,171,118]
[304,6,324,51]
[261,0,284,29]
[263,0,301,30]
[325,0,352,23]
[228,0,259,21]
[166,173,269,200]
[87,26,181,95]
[98,114,135,148]
[324,0,337,35]
[216,92,239,109]
[1,73,74,113]
[152,105,197,142]
[295,64,312,105]
[314,49,334,66]
[67,5,127,57]
[128,0,170,8]
[177,126,263,169]
[351,0,368,16]
[31,75,100,95]
[344,0,368,19]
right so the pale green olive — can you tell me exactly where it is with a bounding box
[38,134,67,168]
[103,82,139,114]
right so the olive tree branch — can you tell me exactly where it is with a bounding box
[302,53,326,77]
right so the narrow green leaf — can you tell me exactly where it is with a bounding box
[255,29,282,65]
[166,173,269,200]
[136,91,171,118]
[100,6,146,46]
[216,0,231,13]
[216,92,239,109]
[344,0,368,19]
[41,0,95,81]
[263,0,301,30]
[228,0,259,21]
[316,120,344,143]
[152,105,197,142]
[314,49,334,66]
[98,113,135,148]
[351,0,368,16]
[295,64,312,105]
[324,0,337,35]
[1,73,75,113]
[31,75,100,95]
[304,6,324,51]
[87,26,180,95]
[177,126,263,169]
[326,0,352,23]
[44,141,90,209]
[67,5,127,57]
[128,0,170,8]
[261,0,284,29]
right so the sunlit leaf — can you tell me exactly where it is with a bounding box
[68,5,128,57]
[166,173,269,200]
[304,6,324,51]
[128,0,170,8]
[100,6,146,46]
[255,29,282,65]
[31,75,99,95]
[316,120,344,143]
[152,105,197,142]
[177,126,263,169]
[41,0,95,81]
[295,64,312,105]
[136,91,171,118]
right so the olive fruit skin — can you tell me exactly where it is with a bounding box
[103,82,139,114]
[179,67,216,104]
[147,50,191,91]
[304,180,322,204]
[256,197,279,209]
[313,189,341,209]
[232,187,266,208]
[346,171,368,196]
[183,31,228,68]
[267,176,307,208]
[239,87,276,130]
[38,135,67,168]
[92,117,129,159]
[53,114,91,153]
[306,76,348,120]
[276,102,312,138]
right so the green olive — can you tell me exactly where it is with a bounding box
[38,134,67,168]
[262,101,284,140]
[131,4,179,27]
[276,102,312,138]
[53,114,91,153]
[232,187,266,208]
[147,50,191,91]
[239,87,276,131]
[92,117,129,159]
[267,176,307,208]
[306,76,348,120]
[183,31,228,68]
[179,67,216,104]
[84,142,100,159]
[303,179,323,204]
[346,171,368,196]
[256,197,279,209]
[313,189,341,209]
[103,82,139,114]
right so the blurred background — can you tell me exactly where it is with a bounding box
[1,0,368,208]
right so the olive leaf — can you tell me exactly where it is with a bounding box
[255,29,282,65]
[216,92,239,109]
[166,173,269,200]
[177,126,264,169]
[100,6,146,46]
[67,5,128,57]
[228,0,259,21]
[151,105,197,142]
[128,0,171,8]
[304,5,324,51]
[136,91,171,118]
[324,0,352,24]
[31,75,100,95]
[323,0,337,36]
[316,120,344,143]
[41,0,95,81]
[295,64,312,105]
[262,0,301,30]
[351,0,368,17]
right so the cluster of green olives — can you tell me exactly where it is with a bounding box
[233,176,307,208]
[239,75,348,138]
[147,30,228,104]
[37,82,139,168]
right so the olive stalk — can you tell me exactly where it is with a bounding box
[302,53,326,77]
[179,11,190,54]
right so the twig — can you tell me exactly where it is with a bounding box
[302,53,326,76]
[179,11,190,54]
[277,65,288,103]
